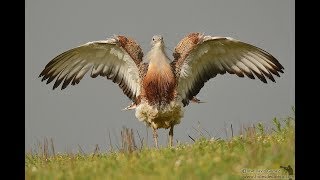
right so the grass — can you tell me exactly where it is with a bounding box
[25,113,295,180]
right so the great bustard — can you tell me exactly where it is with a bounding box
[39,32,284,148]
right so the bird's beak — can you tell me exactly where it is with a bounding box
[158,39,164,47]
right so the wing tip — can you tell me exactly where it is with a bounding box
[52,80,61,90]
[279,69,284,73]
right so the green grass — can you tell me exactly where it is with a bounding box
[25,115,295,180]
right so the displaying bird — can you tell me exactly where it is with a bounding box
[39,32,284,148]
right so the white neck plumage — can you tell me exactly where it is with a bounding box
[147,42,171,65]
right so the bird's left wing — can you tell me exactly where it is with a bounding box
[39,35,144,102]
[172,33,284,106]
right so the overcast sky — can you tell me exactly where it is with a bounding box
[25,0,294,153]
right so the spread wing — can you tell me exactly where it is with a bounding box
[39,35,144,102]
[172,33,284,106]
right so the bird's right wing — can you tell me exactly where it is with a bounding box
[39,35,144,102]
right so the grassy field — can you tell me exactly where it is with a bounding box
[25,114,295,180]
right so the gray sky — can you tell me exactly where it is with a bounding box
[25,0,294,153]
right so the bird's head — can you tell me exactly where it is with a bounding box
[151,35,164,48]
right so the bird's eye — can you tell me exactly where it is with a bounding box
[152,38,155,41]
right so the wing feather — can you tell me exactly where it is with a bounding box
[172,33,284,106]
[39,36,144,102]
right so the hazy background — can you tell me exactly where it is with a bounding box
[25,0,294,153]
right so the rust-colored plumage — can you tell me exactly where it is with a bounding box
[142,63,176,106]
[117,35,143,65]
[172,32,203,79]
[174,32,202,60]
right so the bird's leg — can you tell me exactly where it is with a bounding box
[152,127,158,148]
[169,125,174,147]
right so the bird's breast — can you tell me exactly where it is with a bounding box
[142,59,176,107]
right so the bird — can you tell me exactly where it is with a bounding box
[39,32,284,148]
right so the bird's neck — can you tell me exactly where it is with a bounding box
[148,45,171,68]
